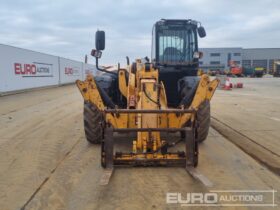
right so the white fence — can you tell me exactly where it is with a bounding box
[83,63,98,78]
[0,44,97,94]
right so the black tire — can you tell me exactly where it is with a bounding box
[196,100,210,143]
[83,102,103,144]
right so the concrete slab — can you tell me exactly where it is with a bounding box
[211,77,280,174]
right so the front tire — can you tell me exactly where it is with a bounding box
[196,100,210,143]
[83,102,103,144]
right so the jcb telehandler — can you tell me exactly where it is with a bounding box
[77,19,219,185]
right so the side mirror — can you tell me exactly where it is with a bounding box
[197,26,206,38]
[95,30,105,50]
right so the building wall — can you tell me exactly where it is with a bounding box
[242,48,280,72]
[199,47,280,73]
[199,48,242,72]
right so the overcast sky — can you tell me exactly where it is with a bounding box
[1,0,280,65]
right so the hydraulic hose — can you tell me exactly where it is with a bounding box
[143,84,161,107]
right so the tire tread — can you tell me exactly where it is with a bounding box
[83,102,103,144]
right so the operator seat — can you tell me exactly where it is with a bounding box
[162,47,182,62]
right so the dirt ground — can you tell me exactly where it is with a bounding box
[0,80,279,210]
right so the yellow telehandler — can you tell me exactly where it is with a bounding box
[77,19,219,185]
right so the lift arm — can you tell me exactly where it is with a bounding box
[76,74,105,110]
[179,74,219,127]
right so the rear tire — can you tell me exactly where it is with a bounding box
[196,100,210,143]
[83,102,103,144]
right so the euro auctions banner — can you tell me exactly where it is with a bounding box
[59,57,83,84]
[14,62,54,77]
[0,44,59,93]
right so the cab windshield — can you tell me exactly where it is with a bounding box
[157,25,197,65]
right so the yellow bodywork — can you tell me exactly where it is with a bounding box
[76,59,219,164]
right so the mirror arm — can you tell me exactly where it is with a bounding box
[95,57,117,76]
[126,56,130,65]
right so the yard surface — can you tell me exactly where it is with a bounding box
[0,78,279,210]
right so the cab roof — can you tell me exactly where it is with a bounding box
[155,19,199,27]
